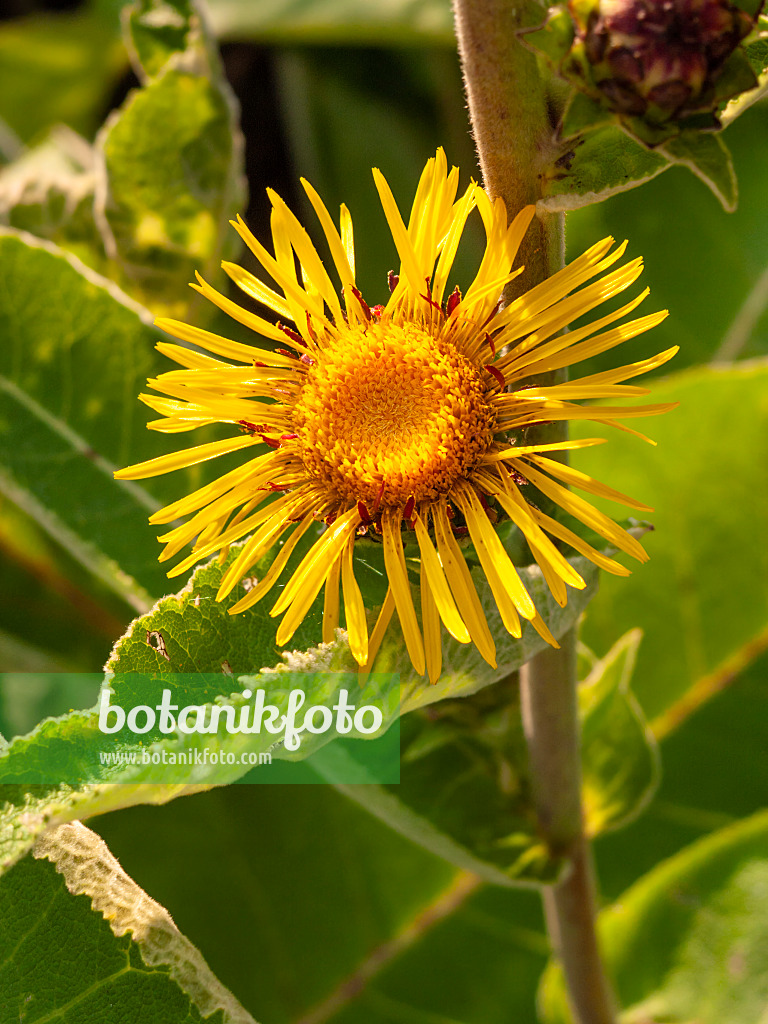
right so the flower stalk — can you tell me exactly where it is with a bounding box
[454,1,619,1021]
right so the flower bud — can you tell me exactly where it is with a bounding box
[570,0,759,124]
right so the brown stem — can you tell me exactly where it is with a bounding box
[543,839,619,1024]
[453,3,618,1022]
[520,636,619,1024]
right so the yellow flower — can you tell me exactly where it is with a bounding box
[116,149,676,683]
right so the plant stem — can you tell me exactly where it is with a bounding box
[453,2,618,1022]
[520,638,619,1024]
[452,0,562,291]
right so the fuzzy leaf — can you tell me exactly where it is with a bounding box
[0,528,597,875]
[1,822,258,1024]
[0,230,182,609]
[539,126,670,212]
[97,0,246,315]
[560,90,613,139]
[659,132,738,212]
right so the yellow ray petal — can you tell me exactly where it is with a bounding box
[527,454,653,511]
[154,317,289,363]
[274,513,359,645]
[322,554,342,643]
[221,262,293,320]
[373,167,426,297]
[359,587,395,681]
[381,508,425,677]
[530,507,632,576]
[433,502,496,667]
[271,506,360,616]
[420,561,443,685]
[514,460,648,562]
[269,189,344,324]
[301,177,356,291]
[190,275,289,344]
[155,343,227,370]
[454,482,536,620]
[228,515,316,613]
[115,433,258,480]
[341,536,368,665]
[413,512,471,643]
[481,438,607,464]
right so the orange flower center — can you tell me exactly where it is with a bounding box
[292,320,495,508]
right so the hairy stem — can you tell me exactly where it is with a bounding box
[453,2,618,1022]
[521,637,619,1024]
[452,0,562,289]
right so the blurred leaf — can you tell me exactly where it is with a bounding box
[0,497,130,675]
[342,679,564,887]
[574,360,768,724]
[95,783,550,1024]
[540,809,768,1024]
[0,126,106,271]
[0,230,196,608]
[579,629,660,837]
[0,11,125,147]
[98,0,246,315]
[127,0,205,78]
[594,646,768,901]
[207,0,454,44]
[566,104,768,372]
[2,822,257,1024]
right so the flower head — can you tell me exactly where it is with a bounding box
[116,150,676,683]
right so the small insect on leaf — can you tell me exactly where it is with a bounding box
[146,630,170,661]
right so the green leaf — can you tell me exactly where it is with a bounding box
[539,126,670,213]
[206,0,455,44]
[0,126,107,271]
[95,783,551,1024]
[593,646,768,902]
[540,809,768,1024]
[0,230,191,608]
[579,629,660,836]
[659,132,738,213]
[519,7,575,65]
[560,90,614,139]
[565,102,768,371]
[340,617,652,890]
[2,822,258,1023]
[721,25,768,126]
[0,529,596,874]
[574,360,768,724]
[97,0,246,315]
